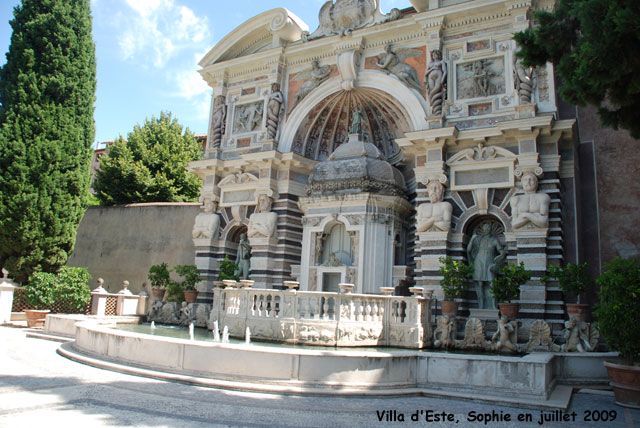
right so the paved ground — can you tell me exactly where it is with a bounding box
[1,325,639,428]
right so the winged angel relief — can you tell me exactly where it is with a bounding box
[288,61,333,113]
[302,0,400,41]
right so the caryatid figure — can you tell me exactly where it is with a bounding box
[211,95,226,149]
[416,181,452,232]
[247,192,278,239]
[425,49,447,116]
[510,172,550,230]
[192,196,220,240]
[266,83,284,140]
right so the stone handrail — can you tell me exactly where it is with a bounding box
[90,283,148,316]
[209,287,432,349]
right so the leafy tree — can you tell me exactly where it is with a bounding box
[93,112,202,205]
[514,0,640,137]
[0,0,96,283]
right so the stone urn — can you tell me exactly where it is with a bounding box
[566,303,589,322]
[222,280,238,288]
[25,309,50,328]
[239,280,254,288]
[283,281,299,290]
[379,287,394,296]
[339,283,355,293]
[498,302,519,320]
[183,290,198,303]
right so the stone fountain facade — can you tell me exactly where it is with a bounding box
[180,0,592,346]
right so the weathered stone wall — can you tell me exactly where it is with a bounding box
[577,105,640,277]
[67,203,200,294]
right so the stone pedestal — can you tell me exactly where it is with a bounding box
[515,228,548,321]
[193,238,220,301]
[248,236,279,288]
[0,278,16,324]
[415,231,449,298]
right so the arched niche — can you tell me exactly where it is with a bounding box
[279,71,429,157]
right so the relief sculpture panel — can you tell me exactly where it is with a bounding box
[456,58,505,100]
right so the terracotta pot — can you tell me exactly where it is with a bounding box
[604,361,640,409]
[498,302,519,320]
[183,290,198,303]
[25,309,50,328]
[151,287,166,300]
[566,303,589,322]
[440,300,458,317]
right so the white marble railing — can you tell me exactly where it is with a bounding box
[209,287,432,349]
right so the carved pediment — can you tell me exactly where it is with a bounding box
[446,144,516,191]
[303,0,400,41]
[447,143,516,166]
[218,172,259,187]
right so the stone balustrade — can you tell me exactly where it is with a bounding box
[90,279,148,316]
[209,287,432,349]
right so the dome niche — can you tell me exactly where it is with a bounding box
[290,87,411,165]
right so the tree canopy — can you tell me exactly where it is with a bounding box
[93,112,202,205]
[0,0,96,283]
[514,0,640,138]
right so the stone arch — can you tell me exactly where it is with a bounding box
[279,70,429,156]
[455,205,511,235]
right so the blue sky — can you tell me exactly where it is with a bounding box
[0,0,411,147]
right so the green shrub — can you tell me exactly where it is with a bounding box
[148,263,170,289]
[165,280,184,302]
[438,256,474,299]
[490,262,531,303]
[217,256,239,281]
[24,267,91,313]
[594,257,640,365]
[543,262,591,303]
[173,264,201,291]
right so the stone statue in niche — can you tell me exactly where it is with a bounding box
[289,60,332,113]
[211,95,226,148]
[466,223,507,309]
[233,101,264,134]
[513,57,536,104]
[323,252,342,267]
[349,107,364,135]
[266,83,284,140]
[247,193,277,239]
[192,196,219,240]
[425,49,447,116]
[235,233,251,279]
[416,181,452,232]
[314,232,326,265]
[491,315,518,353]
[511,172,550,230]
[373,44,423,93]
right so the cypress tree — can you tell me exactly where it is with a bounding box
[0,0,96,283]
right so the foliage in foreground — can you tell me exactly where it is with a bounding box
[24,266,91,313]
[594,257,640,365]
[93,112,202,205]
[490,262,531,303]
[438,256,473,299]
[515,0,640,138]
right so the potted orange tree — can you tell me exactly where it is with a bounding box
[594,257,640,408]
[148,263,170,300]
[490,262,530,320]
[174,264,202,303]
[438,256,473,317]
[544,262,591,322]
